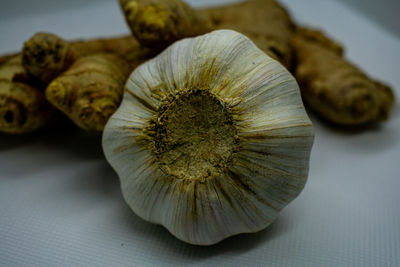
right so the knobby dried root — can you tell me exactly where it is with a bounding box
[17,32,155,132]
[22,32,154,84]
[200,0,295,69]
[0,56,56,134]
[46,53,132,131]
[120,0,212,50]
[291,27,394,125]
[201,1,394,126]
[1,0,395,131]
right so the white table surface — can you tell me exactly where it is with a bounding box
[0,0,399,266]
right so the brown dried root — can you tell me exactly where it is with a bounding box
[46,53,132,132]
[18,32,154,132]
[0,56,55,134]
[291,27,394,125]
[119,0,212,50]
[200,0,295,69]
[22,32,153,84]
[22,33,78,84]
[201,1,394,126]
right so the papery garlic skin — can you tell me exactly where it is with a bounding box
[102,30,314,245]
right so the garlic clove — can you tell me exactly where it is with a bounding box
[103,30,314,245]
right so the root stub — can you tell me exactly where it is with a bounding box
[143,89,238,181]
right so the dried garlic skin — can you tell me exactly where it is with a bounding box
[103,30,314,245]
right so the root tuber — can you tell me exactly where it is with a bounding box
[200,0,295,69]
[291,27,394,125]
[46,53,132,132]
[0,56,56,134]
[201,0,394,126]
[122,0,295,68]
[119,0,211,50]
[19,32,155,132]
[2,0,394,131]
[22,33,78,84]
[22,32,153,84]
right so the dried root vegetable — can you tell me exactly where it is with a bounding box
[46,53,132,132]
[22,32,153,84]
[0,56,55,134]
[22,33,78,84]
[199,0,295,69]
[291,27,394,125]
[2,0,393,132]
[20,32,154,132]
[201,1,394,126]
[119,0,212,50]
[120,0,295,68]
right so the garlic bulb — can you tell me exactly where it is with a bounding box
[102,30,314,245]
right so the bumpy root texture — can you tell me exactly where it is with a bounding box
[291,27,394,125]
[22,32,154,84]
[19,32,154,132]
[200,0,295,69]
[46,53,132,132]
[119,0,212,50]
[0,56,55,134]
[22,33,78,84]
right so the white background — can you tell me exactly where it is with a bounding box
[0,0,399,266]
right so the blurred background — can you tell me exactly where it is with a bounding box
[336,0,400,36]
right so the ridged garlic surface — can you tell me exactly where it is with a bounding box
[102,30,314,245]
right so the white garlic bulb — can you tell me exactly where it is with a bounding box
[102,30,314,245]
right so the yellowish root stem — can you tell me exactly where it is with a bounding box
[120,0,212,49]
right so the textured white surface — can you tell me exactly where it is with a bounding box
[0,0,399,266]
